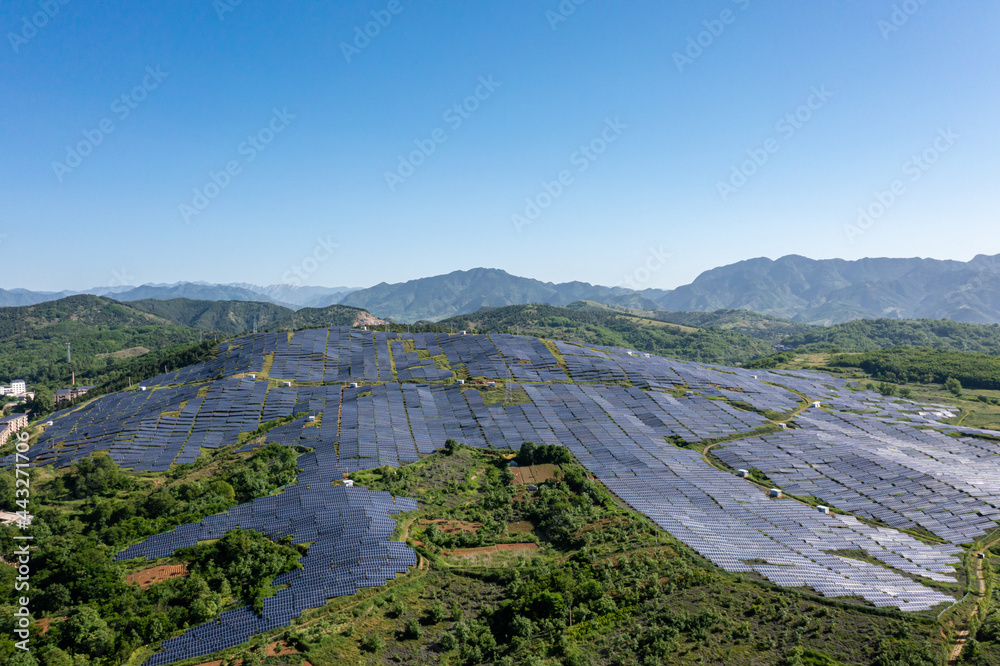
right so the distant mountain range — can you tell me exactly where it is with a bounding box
[4,253,998,324]
[338,268,649,322]
[0,282,359,310]
[340,255,1000,324]
[642,254,1000,325]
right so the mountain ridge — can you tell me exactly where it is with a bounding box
[4,253,999,324]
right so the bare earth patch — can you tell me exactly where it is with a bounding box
[96,346,150,360]
[126,563,188,589]
[512,464,559,485]
[445,543,539,558]
[353,311,388,328]
[419,518,482,534]
[507,520,536,535]
[37,617,66,635]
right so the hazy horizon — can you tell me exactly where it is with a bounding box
[5,251,1000,296]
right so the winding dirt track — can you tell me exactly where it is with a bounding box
[948,553,986,665]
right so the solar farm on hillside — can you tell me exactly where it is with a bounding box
[14,328,1000,665]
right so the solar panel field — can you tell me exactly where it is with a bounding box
[7,327,1000,665]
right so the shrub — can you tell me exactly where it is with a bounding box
[360,633,384,652]
[402,618,423,640]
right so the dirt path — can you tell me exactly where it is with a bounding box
[948,553,987,665]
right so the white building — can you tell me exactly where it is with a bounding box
[9,380,26,396]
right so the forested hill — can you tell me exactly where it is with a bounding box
[436,304,775,366]
[0,296,380,392]
[645,253,1000,324]
[0,295,205,391]
[781,318,1000,355]
[126,298,296,334]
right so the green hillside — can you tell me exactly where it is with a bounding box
[567,303,811,341]
[829,347,1000,391]
[0,295,205,390]
[0,296,380,397]
[1,443,954,666]
[438,304,775,365]
[649,308,813,341]
[280,302,374,329]
[782,318,1000,355]
[126,298,294,334]
[127,298,375,334]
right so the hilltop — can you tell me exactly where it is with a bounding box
[435,303,774,365]
[339,268,641,323]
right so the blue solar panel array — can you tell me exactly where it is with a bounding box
[9,327,1000,664]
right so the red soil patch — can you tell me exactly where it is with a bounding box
[419,518,482,534]
[445,543,539,557]
[126,563,188,589]
[37,617,65,635]
[265,640,300,658]
[512,464,558,485]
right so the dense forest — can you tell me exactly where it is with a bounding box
[783,319,1000,355]
[829,347,1000,391]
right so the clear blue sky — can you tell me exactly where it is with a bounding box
[2,0,997,292]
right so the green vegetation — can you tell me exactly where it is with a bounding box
[439,304,775,365]
[783,319,1000,355]
[645,307,813,341]
[959,553,999,664]
[829,348,1000,391]
[516,441,573,467]
[179,528,304,613]
[126,298,294,334]
[128,298,368,334]
[272,447,948,666]
[0,443,308,665]
[0,295,206,391]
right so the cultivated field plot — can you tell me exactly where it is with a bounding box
[10,327,1000,665]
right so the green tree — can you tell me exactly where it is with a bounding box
[61,606,114,658]
[945,377,963,397]
[29,387,54,416]
[209,479,236,502]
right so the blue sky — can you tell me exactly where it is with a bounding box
[2,0,997,292]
